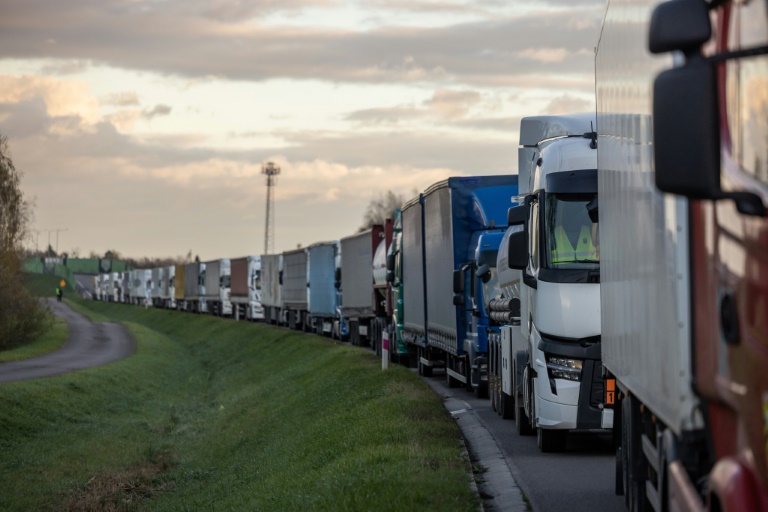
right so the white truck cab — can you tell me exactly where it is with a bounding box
[506,113,612,452]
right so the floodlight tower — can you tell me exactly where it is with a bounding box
[262,162,281,254]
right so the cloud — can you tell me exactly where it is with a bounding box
[0,75,100,123]
[142,104,172,119]
[543,94,593,114]
[104,92,140,106]
[344,106,426,125]
[424,89,481,119]
[39,59,90,75]
[515,47,569,64]
[0,1,602,90]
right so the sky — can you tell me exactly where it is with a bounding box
[0,0,607,260]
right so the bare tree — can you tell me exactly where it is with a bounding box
[0,135,49,350]
[360,190,407,231]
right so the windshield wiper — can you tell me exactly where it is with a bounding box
[575,258,600,263]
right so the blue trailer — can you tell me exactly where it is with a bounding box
[307,241,340,336]
[404,175,518,396]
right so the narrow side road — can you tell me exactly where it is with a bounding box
[0,299,135,383]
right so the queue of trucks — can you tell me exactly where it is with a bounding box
[84,2,768,510]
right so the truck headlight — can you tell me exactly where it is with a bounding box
[546,356,583,382]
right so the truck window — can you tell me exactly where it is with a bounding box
[253,270,261,290]
[543,193,599,270]
[726,1,768,187]
[530,201,540,272]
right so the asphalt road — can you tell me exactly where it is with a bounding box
[0,299,135,383]
[423,371,626,512]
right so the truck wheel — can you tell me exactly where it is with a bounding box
[501,393,515,420]
[491,378,498,412]
[446,368,459,388]
[515,390,534,435]
[537,428,567,453]
[474,381,488,399]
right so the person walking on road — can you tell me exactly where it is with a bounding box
[55,286,62,302]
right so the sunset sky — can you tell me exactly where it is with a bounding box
[0,0,605,260]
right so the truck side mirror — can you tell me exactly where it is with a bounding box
[453,268,465,293]
[587,197,599,224]
[453,294,465,306]
[386,253,395,272]
[650,1,765,216]
[647,0,710,55]
[476,263,491,284]
[507,204,528,226]
[507,231,528,270]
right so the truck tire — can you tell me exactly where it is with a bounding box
[501,392,515,420]
[473,380,488,399]
[446,366,459,388]
[515,388,534,435]
[622,395,648,512]
[491,377,498,412]
[537,428,567,453]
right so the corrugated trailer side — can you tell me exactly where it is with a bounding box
[596,9,697,435]
[282,249,307,310]
[402,195,426,347]
[260,254,282,324]
[204,260,221,300]
[282,248,308,329]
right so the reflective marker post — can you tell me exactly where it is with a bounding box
[382,330,389,370]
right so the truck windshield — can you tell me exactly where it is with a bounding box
[543,193,599,270]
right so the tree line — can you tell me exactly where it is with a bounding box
[0,135,49,350]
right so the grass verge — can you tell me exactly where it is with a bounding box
[0,317,67,363]
[0,298,477,511]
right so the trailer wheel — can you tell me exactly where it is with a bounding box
[501,392,514,420]
[537,427,567,453]
[490,377,498,412]
[515,381,534,435]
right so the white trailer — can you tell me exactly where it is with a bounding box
[204,259,232,316]
[260,254,283,325]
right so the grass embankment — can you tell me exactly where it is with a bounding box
[0,299,477,511]
[0,274,68,361]
[24,272,78,297]
[0,317,66,363]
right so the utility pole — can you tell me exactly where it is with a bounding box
[262,162,281,255]
[52,228,68,255]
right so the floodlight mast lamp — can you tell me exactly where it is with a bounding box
[262,162,281,255]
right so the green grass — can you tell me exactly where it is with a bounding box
[0,317,67,363]
[0,299,477,511]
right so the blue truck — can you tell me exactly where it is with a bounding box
[402,176,519,397]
